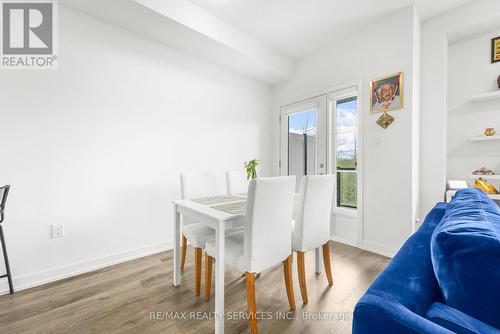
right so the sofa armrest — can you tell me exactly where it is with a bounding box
[353,294,454,334]
[362,204,447,316]
[425,302,500,334]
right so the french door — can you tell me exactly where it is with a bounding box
[280,95,327,188]
[280,84,361,246]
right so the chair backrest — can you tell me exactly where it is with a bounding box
[226,171,249,195]
[180,172,227,199]
[0,185,10,224]
[244,176,296,273]
[293,175,335,252]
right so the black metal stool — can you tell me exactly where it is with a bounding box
[0,185,14,294]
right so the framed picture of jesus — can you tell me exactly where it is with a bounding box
[370,72,404,113]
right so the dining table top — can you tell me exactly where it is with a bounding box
[172,194,247,222]
[173,192,298,222]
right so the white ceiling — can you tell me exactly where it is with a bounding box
[188,0,473,58]
[61,0,295,84]
[61,0,479,84]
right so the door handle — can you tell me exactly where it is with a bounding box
[319,162,325,175]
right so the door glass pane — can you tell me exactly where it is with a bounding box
[288,108,317,189]
[336,97,357,208]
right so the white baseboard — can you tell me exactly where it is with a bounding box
[331,235,396,258]
[331,234,357,247]
[0,240,173,295]
[360,240,396,258]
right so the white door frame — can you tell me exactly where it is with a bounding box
[277,80,364,248]
[327,83,363,246]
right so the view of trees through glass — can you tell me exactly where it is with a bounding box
[336,97,357,208]
[285,97,357,208]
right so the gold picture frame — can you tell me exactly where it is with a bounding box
[492,36,500,63]
[370,72,404,113]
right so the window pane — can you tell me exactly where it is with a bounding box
[336,96,357,209]
[337,171,357,208]
[336,97,357,170]
[288,109,317,190]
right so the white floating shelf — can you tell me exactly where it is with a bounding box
[470,90,500,102]
[470,135,500,141]
[469,174,500,180]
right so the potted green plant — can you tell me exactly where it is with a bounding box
[244,159,259,180]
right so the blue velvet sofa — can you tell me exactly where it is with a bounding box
[353,189,500,334]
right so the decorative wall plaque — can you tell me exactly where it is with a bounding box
[376,112,394,129]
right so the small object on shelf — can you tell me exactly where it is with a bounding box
[484,128,496,136]
[473,167,495,175]
[474,178,499,195]
[376,112,394,129]
[447,180,468,190]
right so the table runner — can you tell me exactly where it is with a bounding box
[210,201,246,215]
[191,195,244,206]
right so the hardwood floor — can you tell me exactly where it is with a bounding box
[0,242,389,334]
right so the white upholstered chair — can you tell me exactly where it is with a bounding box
[226,171,249,195]
[180,172,227,296]
[292,174,336,304]
[205,176,297,334]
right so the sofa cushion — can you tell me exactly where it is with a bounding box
[431,189,500,329]
[426,302,500,334]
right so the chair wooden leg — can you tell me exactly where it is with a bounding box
[245,272,259,334]
[283,255,296,311]
[180,234,187,270]
[322,242,333,286]
[205,252,213,301]
[194,247,202,296]
[296,251,308,304]
[244,272,261,279]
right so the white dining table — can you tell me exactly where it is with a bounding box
[172,194,324,334]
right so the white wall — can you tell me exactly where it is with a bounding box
[0,5,272,293]
[273,7,420,257]
[411,9,421,231]
[447,29,500,184]
[420,18,448,221]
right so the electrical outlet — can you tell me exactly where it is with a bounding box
[51,224,64,239]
